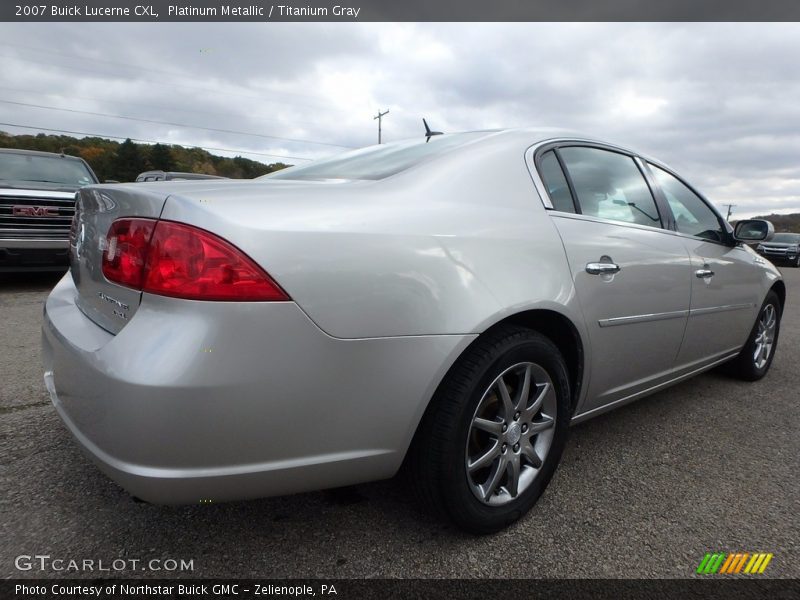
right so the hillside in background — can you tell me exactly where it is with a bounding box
[0,131,290,182]
[749,213,800,232]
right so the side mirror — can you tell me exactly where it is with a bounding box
[733,219,774,242]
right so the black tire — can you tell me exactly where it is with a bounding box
[407,325,571,534]
[723,291,781,381]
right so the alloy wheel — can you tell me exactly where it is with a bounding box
[753,303,777,370]
[465,362,557,506]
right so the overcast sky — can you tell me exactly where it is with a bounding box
[1,22,798,217]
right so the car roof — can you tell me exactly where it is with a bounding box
[478,128,677,172]
[410,128,637,157]
[487,128,632,151]
[0,147,88,161]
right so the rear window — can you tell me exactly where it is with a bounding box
[0,153,96,186]
[263,132,490,181]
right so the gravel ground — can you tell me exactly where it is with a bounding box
[1,269,798,579]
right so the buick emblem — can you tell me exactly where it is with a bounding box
[507,423,522,445]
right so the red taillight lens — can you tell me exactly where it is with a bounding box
[102,218,289,302]
[143,220,289,301]
[102,218,157,289]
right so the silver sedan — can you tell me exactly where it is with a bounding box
[42,130,784,533]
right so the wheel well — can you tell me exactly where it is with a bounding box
[401,308,585,476]
[771,280,786,312]
[485,310,584,412]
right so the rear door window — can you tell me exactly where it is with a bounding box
[559,147,662,228]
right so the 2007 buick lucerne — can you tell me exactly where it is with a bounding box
[42,130,784,533]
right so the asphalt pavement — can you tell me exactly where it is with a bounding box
[1,269,798,579]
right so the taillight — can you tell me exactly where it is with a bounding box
[102,218,289,302]
[143,220,288,301]
[102,218,156,289]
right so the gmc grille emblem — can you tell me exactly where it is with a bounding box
[12,205,60,217]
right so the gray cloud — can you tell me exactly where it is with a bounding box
[0,22,798,217]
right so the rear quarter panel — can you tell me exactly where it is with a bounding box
[160,136,583,342]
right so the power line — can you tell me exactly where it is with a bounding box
[0,52,347,113]
[0,99,352,148]
[0,41,189,80]
[0,41,333,106]
[0,86,329,130]
[0,122,314,162]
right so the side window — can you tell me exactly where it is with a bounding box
[537,150,576,213]
[559,147,662,228]
[649,164,725,242]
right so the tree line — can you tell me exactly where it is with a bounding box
[750,212,800,233]
[0,131,290,182]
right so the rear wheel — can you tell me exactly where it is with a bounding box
[408,326,571,534]
[724,291,781,381]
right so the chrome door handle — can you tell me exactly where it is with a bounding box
[695,268,715,279]
[586,262,621,275]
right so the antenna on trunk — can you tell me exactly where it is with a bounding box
[423,118,443,142]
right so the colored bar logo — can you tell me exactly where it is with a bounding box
[697,552,773,574]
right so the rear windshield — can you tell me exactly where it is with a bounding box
[263,132,489,181]
[0,153,97,186]
[771,233,800,243]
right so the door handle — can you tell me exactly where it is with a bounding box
[695,268,715,279]
[586,261,621,275]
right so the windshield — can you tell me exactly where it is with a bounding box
[0,153,97,187]
[263,132,491,181]
[771,233,800,243]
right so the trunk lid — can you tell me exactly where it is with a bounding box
[71,184,170,334]
[71,178,375,334]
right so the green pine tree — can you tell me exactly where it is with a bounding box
[149,143,176,172]
[113,138,147,182]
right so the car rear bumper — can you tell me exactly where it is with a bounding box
[42,272,472,504]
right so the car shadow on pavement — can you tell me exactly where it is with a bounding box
[43,368,719,522]
[9,352,791,579]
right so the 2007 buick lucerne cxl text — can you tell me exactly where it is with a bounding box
[42,129,784,533]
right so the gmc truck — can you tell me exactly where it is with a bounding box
[0,148,98,271]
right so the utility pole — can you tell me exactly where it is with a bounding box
[374,109,389,144]
[725,204,736,221]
